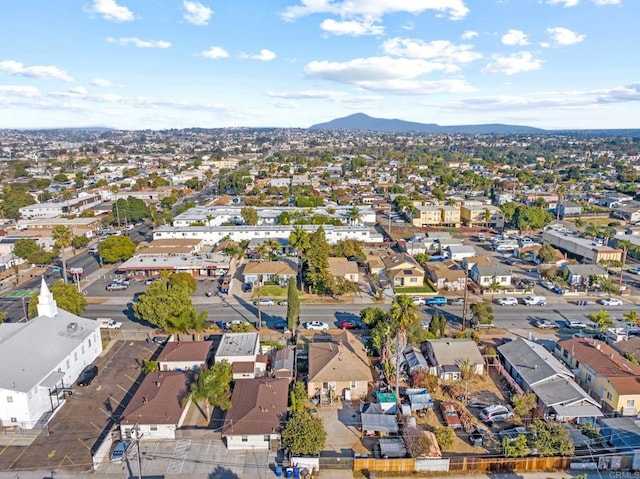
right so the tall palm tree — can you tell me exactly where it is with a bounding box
[555,183,567,221]
[347,206,361,226]
[289,226,310,286]
[265,238,282,260]
[52,225,73,284]
[389,294,419,400]
[623,310,639,327]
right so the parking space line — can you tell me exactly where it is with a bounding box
[98,406,112,418]
[59,453,76,466]
[7,445,30,470]
[89,421,102,432]
[124,373,138,383]
[78,437,93,452]
[0,440,15,455]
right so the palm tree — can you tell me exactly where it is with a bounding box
[289,226,310,286]
[52,225,73,284]
[389,295,419,400]
[555,184,567,221]
[347,206,362,226]
[623,310,639,327]
[264,238,282,260]
[584,223,599,239]
[189,362,232,420]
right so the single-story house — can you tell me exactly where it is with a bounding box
[157,340,213,372]
[425,262,466,292]
[469,264,512,289]
[242,260,297,285]
[422,339,484,380]
[328,257,360,283]
[559,264,608,287]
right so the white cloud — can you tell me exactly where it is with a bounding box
[482,51,542,75]
[593,0,620,4]
[265,89,344,99]
[461,30,478,40]
[545,27,585,45]
[242,49,277,61]
[183,1,213,26]
[501,29,529,46]
[86,0,135,22]
[106,37,171,48]
[402,21,415,31]
[91,78,113,87]
[0,85,41,97]
[382,38,482,64]
[320,18,384,36]
[281,0,470,22]
[0,60,74,82]
[304,56,474,93]
[201,46,229,59]
[545,0,580,7]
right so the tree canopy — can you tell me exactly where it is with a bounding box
[286,277,300,330]
[98,235,136,263]
[133,281,207,332]
[112,196,150,224]
[281,409,327,455]
[190,360,232,419]
[28,280,88,318]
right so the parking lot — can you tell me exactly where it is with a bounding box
[0,340,158,473]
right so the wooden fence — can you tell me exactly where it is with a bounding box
[448,455,572,472]
[354,457,416,473]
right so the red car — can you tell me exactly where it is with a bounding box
[338,320,364,330]
[440,401,462,429]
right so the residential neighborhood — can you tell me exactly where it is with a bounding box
[2,127,640,478]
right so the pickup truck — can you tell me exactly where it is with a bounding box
[99,318,123,329]
[426,296,448,306]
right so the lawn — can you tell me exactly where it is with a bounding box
[394,284,436,294]
[254,284,287,298]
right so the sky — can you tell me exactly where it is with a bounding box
[0,0,638,131]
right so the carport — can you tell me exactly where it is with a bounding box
[361,413,399,437]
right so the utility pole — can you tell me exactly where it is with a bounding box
[461,266,469,332]
[619,246,627,290]
[134,424,143,479]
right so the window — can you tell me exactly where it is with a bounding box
[563,350,569,359]
[10,417,16,423]
[350,381,357,389]
[74,352,78,361]
[409,277,417,283]
[66,359,70,369]
[606,391,613,400]
[81,345,85,354]
[7,396,13,403]
[586,374,592,383]
[150,425,158,431]
[241,436,248,442]
[264,435,270,442]
[626,399,635,408]
[88,338,92,348]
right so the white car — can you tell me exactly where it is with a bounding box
[629,268,640,275]
[598,298,623,306]
[304,321,329,331]
[568,319,589,329]
[224,320,245,329]
[496,297,518,306]
[411,297,426,306]
[254,298,275,306]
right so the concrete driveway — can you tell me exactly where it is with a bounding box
[316,399,368,456]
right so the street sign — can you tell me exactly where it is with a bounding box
[69,267,84,275]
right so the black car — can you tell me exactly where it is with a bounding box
[242,282,253,293]
[76,364,98,386]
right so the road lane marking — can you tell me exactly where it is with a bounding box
[48,449,56,458]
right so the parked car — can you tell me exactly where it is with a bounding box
[479,404,514,423]
[270,319,288,330]
[338,319,365,330]
[629,268,640,275]
[88,246,99,255]
[472,321,495,330]
[448,297,465,306]
[411,297,426,306]
[496,297,518,306]
[540,280,555,290]
[110,440,131,463]
[223,320,245,329]
[144,277,159,286]
[598,298,623,306]
[106,283,128,291]
[568,319,589,329]
[468,426,488,446]
[76,364,98,387]
[304,321,329,331]
[534,319,558,329]
[254,298,275,306]
[440,401,462,429]
[242,282,253,293]
[99,318,123,329]
[426,296,448,306]
[278,300,288,307]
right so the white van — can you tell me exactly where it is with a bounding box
[523,295,547,306]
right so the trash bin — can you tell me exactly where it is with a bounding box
[275,465,282,477]
[293,467,300,478]
[285,468,293,478]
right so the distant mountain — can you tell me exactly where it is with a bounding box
[308,113,546,135]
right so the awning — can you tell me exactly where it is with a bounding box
[40,371,65,389]
[361,413,399,434]
[552,404,603,419]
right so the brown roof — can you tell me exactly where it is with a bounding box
[232,361,255,374]
[558,338,640,378]
[158,341,212,363]
[221,378,289,436]
[120,371,189,425]
[308,331,373,383]
[243,261,296,276]
[366,255,385,272]
[608,376,640,395]
[328,257,359,277]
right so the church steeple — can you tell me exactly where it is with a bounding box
[37,277,58,318]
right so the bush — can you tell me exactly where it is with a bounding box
[434,427,454,449]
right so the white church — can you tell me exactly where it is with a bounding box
[0,278,102,429]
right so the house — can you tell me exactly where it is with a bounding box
[542,229,623,264]
[558,201,582,218]
[366,255,385,276]
[242,260,297,285]
[157,340,213,372]
[402,345,429,375]
[380,251,425,288]
[272,345,295,380]
[559,264,609,287]
[422,339,484,380]
[424,262,466,292]
[554,338,640,416]
[119,371,190,440]
[498,338,602,423]
[328,257,360,283]
[0,279,102,429]
[221,378,289,450]
[460,205,504,229]
[307,331,373,402]
[214,332,266,377]
[469,264,512,290]
[445,245,477,261]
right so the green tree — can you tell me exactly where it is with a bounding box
[241,206,259,226]
[278,211,291,225]
[588,309,614,331]
[112,197,151,225]
[347,206,362,225]
[190,360,232,419]
[331,239,365,261]
[168,272,197,293]
[360,307,388,328]
[28,280,88,318]
[13,238,41,262]
[623,310,639,326]
[281,409,327,455]
[305,226,332,294]
[72,235,90,250]
[141,359,158,373]
[503,434,529,458]
[0,311,7,324]
[500,202,518,224]
[133,281,207,332]
[0,185,36,219]
[537,244,557,264]
[289,381,307,413]
[528,420,575,456]
[390,294,419,397]
[434,427,454,449]
[52,225,73,283]
[98,236,136,263]
[286,277,300,331]
[470,301,495,326]
[513,205,553,231]
[512,391,537,423]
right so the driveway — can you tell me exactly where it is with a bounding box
[316,399,368,456]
